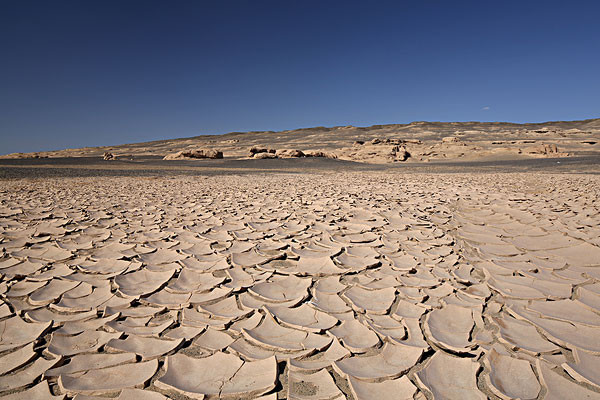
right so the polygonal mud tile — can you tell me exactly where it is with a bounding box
[156,352,277,398]
[106,334,183,359]
[56,313,119,335]
[189,287,233,305]
[349,376,417,400]
[309,290,351,314]
[289,339,350,371]
[0,380,65,400]
[509,306,600,353]
[231,250,273,267]
[287,367,344,399]
[0,343,36,376]
[198,295,253,320]
[0,356,58,392]
[264,303,338,332]
[167,268,225,293]
[48,330,122,356]
[51,284,113,312]
[423,304,477,353]
[537,359,600,400]
[115,268,176,297]
[243,314,331,352]
[107,318,174,337]
[6,280,47,298]
[313,277,346,294]
[0,316,51,352]
[483,347,541,400]
[58,360,158,395]
[28,278,80,305]
[192,327,235,351]
[562,347,600,389]
[295,256,346,276]
[164,325,205,340]
[139,249,186,265]
[249,276,312,303]
[45,352,137,377]
[329,320,380,353]
[334,341,423,381]
[492,314,558,354]
[142,289,191,309]
[342,286,396,314]
[415,351,485,400]
[526,299,600,327]
[117,388,168,400]
[333,253,379,272]
[224,268,255,289]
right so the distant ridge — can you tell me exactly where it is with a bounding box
[2,118,598,159]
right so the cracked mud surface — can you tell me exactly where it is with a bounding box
[1,172,600,399]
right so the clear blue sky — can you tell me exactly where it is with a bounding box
[1,1,599,154]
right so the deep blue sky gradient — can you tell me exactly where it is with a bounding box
[1,1,599,154]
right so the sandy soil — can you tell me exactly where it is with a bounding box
[1,166,600,399]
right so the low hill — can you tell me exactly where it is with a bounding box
[3,118,599,164]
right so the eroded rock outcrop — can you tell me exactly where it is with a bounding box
[254,152,277,159]
[304,150,338,158]
[249,147,276,157]
[1,152,49,159]
[521,143,568,157]
[275,149,305,158]
[250,147,337,159]
[442,136,460,143]
[163,149,223,160]
[336,144,410,163]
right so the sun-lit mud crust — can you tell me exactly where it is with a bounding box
[1,172,600,399]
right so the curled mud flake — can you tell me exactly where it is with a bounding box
[58,359,159,395]
[415,351,485,400]
[156,352,276,398]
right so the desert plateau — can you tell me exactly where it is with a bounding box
[3,118,599,164]
[0,118,599,399]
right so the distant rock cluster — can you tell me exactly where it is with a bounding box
[249,147,277,158]
[441,136,460,143]
[249,147,337,159]
[337,139,412,163]
[163,149,223,160]
[521,143,569,157]
[1,153,49,159]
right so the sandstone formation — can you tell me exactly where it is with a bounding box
[304,150,338,158]
[250,147,335,159]
[521,142,569,157]
[254,152,277,159]
[249,147,276,157]
[335,142,411,162]
[163,148,223,160]
[442,136,460,143]
[275,149,305,158]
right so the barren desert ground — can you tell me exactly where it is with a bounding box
[1,120,600,399]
